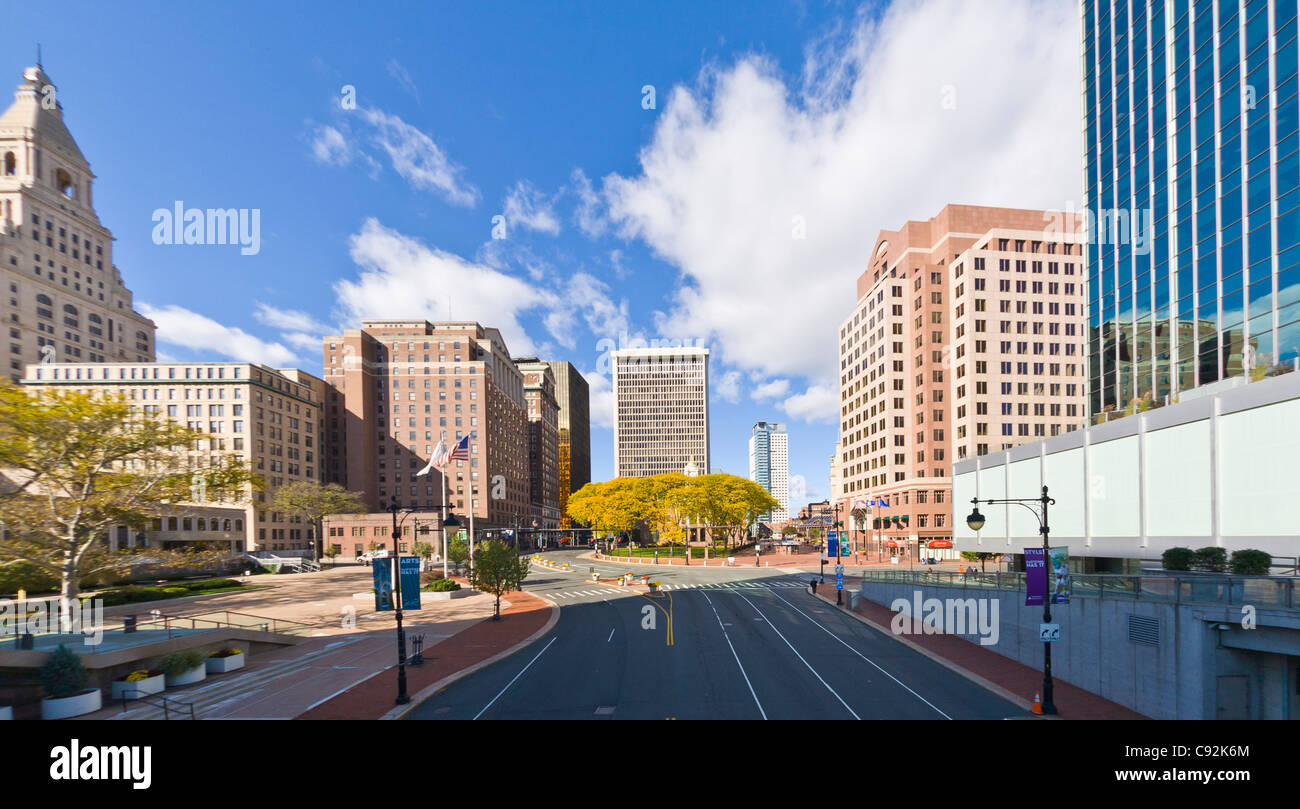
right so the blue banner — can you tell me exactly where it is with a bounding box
[373,556,423,611]
[827,532,839,557]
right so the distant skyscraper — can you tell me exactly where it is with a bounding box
[1082,0,1299,412]
[612,346,709,477]
[0,63,156,380]
[514,358,561,529]
[547,360,590,526]
[749,421,789,522]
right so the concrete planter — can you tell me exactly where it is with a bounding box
[111,672,165,700]
[422,589,475,601]
[206,652,245,674]
[166,664,206,687]
[41,688,102,720]
[0,705,12,720]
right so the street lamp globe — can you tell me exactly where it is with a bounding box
[966,503,986,532]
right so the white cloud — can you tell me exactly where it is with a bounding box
[336,218,552,356]
[714,370,742,403]
[571,168,608,237]
[781,383,838,423]
[751,378,791,401]
[600,0,1078,386]
[254,303,331,335]
[587,370,615,429]
[503,180,561,235]
[608,249,630,280]
[140,304,299,367]
[386,58,421,102]
[310,125,351,165]
[356,107,479,206]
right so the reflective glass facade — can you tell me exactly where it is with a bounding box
[1084,0,1300,413]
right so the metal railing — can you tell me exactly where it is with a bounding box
[119,691,195,719]
[2,607,316,649]
[855,569,1297,610]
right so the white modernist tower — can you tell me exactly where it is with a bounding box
[748,421,789,522]
[612,345,710,477]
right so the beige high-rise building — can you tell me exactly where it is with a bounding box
[835,204,1086,558]
[321,321,530,530]
[22,361,326,552]
[1,64,155,381]
[612,346,710,477]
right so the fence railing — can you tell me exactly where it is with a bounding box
[855,569,1297,610]
[2,606,316,650]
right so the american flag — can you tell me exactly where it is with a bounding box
[440,435,471,466]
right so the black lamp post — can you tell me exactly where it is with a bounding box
[966,484,1057,715]
[387,497,412,705]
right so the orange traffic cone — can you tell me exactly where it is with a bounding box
[1031,692,1043,715]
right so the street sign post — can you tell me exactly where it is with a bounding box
[835,572,844,591]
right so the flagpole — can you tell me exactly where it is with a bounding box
[442,469,449,579]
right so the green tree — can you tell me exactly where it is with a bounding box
[1229,549,1271,575]
[271,481,367,561]
[412,541,434,560]
[0,384,254,604]
[446,537,469,574]
[1193,546,1227,573]
[1161,547,1195,571]
[960,551,1000,572]
[468,539,531,620]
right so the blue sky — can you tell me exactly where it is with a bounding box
[5,0,1081,501]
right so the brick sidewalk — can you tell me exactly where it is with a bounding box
[814,579,1147,720]
[297,585,554,720]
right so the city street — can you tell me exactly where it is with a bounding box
[405,550,1023,720]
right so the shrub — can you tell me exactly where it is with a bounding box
[1161,547,1195,571]
[420,570,445,588]
[425,578,461,592]
[41,645,89,699]
[1193,546,1227,573]
[1229,549,1272,576]
[0,561,59,595]
[261,563,281,575]
[122,669,163,682]
[159,650,205,677]
[207,648,242,658]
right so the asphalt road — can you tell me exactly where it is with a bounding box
[404,550,1023,720]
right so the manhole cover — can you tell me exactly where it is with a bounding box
[594,706,616,716]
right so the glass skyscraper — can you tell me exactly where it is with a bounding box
[1083,0,1299,414]
[748,421,788,522]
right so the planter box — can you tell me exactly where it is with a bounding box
[166,664,206,687]
[41,688,102,720]
[111,672,165,700]
[0,705,11,720]
[206,653,245,674]
[422,589,474,601]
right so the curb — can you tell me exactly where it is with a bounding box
[807,586,1042,716]
[378,596,562,720]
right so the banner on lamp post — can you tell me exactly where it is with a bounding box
[1049,546,1071,604]
[1025,547,1047,607]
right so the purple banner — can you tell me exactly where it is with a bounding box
[1025,547,1047,606]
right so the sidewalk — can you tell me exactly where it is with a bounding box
[812,578,1147,720]
[588,550,921,568]
[298,586,555,720]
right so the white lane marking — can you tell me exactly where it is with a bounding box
[607,628,615,642]
[702,592,766,720]
[735,592,860,720]
[474,635,558,721]
[766,589,952,720]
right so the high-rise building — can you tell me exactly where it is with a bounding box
[1,64,156,381]
[514,357,561,529]
[748,421,789,522]
[835,204,1086,558]
[1082,0,1299,411]
[546,360,590,526]
[320,321,530,529]
[612,346,710,477]
[22,361,325,552]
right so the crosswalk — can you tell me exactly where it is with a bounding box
[539,580,809,601]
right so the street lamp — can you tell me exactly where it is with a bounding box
[386,497,415,705]
[966,484,1057,715]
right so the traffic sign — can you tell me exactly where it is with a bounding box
[1039,623,1060,642]
[834,563,845,575]
[835,573,844,591]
